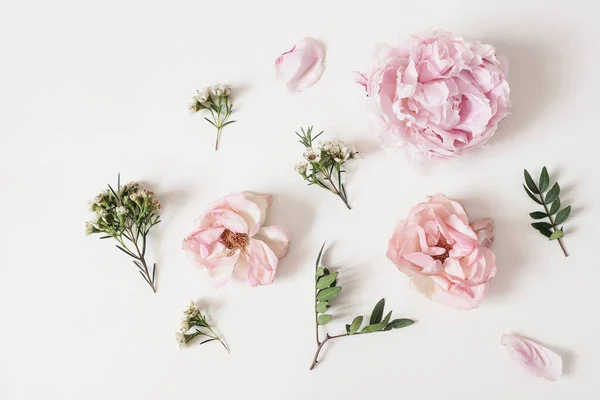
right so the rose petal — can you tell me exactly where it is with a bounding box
[501,334,562,381]
[412,275,488,310]
[246,238,280,286]
[275,37,325,92]
[253,225,290,259]
[470,218,494,248]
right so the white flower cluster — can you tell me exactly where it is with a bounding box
[295,139,361,176]
[86,181,160,236]
[189,84,232,113]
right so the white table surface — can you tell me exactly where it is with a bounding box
[1,0,598,399]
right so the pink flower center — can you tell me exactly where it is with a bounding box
[220,229,249,250]
[431,237,453,263]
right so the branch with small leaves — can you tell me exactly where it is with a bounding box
[310,243,415,370]
[523,167,571,257]
[294,127,361,210]
[189,85,236,151]
[176,302,229,352]
[86,174,161,292]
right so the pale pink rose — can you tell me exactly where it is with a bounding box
[275,37,325,92]
[358,30,510,158]
[386,194,496,309]
[182,192,290,287]
[501,334,562,381]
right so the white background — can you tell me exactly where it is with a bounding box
[1,0,598,399]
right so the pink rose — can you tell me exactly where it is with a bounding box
[182,192,290,287]
[386,194,496,309]
[358,31,510,158]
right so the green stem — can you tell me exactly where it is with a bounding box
[207,325,229,353]
[539,192,568,257]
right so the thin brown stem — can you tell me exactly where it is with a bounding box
[126,227,157,292]
[309,333,348,370]
[540,192,568,257]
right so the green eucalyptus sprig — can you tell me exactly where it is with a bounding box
[175,302,229,352]
[310,243,415,370]
[189,85,236,151]
[523,167,571,257]
[294,126,361,210]
[86,174,161,292]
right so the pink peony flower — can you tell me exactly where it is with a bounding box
[501,334,562,381]
[182,192,290,287]
[275,37,325,92]
[386,194,496,309]
[358,30,510,158]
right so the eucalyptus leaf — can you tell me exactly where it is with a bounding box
[315,243,325,270]
[369,298,385,325]
[539,228,553,238]
[549,198,561,215]
[549,230,564,240]
[316,267,325,277]
[316,301,329,313]
[539,167,549,192]
[531,222,552,230]
[529,211,547,219]
[381,310,392,327]
[524,170,539,194]
[316,272,338,289]
[360,323,384,333]
[349,316,363,335]
[523,185,542,205]
[554,206,571,225]
[316,286,342,302]
[386,319,415,330]
[345,324,351,334]
[544,183,560,204]
[317,314,332,325]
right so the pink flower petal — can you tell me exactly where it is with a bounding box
[253,225,290,259]
[275,37,325,92]
[246,238,279,286]
[411,275,488,310]
[501,334,562,381]
[471,218,494,248]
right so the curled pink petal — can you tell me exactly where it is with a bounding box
[275,37,325,92]
[247,238,279,287]
[471,218,494,248]
[253,225,290,259]
[501,334,562,381]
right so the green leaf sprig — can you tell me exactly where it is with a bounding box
[86,174,161,292]
[294,126,361,210]
[189,85,236,151]
[310,243,415,370]
[523,167,571,257]
[176,302,229,352]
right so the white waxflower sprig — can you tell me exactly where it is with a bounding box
[189,85,236,151]
[295,126,361,209]
[176,302,229,352]
[86,175,161,293]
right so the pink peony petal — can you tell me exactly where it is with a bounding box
[470,218,494,248]
[253,225,290,259]
[275,37,325,92]
[501,334,562,381]
[246,239,279,287]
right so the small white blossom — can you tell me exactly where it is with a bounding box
[184,302,199,318]
[294,161,308,175]
[303,148,321,163]
[85,221,95,235]
[91,213,101,223]
[180,318,190,333]
[224,86,232,96]
[115,206,128,215]
[175,332,186,349]
[350,147,363,159]
[317,140,332,152]
[213,84,227,96]
[196,88,211,104]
